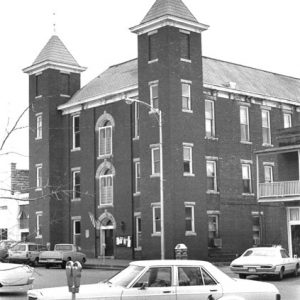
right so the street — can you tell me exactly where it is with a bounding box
[0,266,299,300]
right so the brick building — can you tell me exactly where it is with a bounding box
[23,0,300,259]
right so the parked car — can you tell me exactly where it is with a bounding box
[0,240,18,262]
[39,243,86,269]
[0,262,34,290]
[8,242,47,266]
[230,245,300,280]
[28,259,280,300]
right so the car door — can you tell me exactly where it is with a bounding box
[280,249,295,273]
[122,266,176,300]
[175,266,222,300]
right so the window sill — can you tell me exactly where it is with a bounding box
[150,174,160,178]
[240,141,252,145]
[205,136,218,141]
[185,231,197,236]
[151,233,161,237]
[134,247,142,251]
[98,204,113,208]
[35,188,42,192]
[182,109,193,113]
[97,154,113,159]
[35,235,42,239]
[262,143,274,147]
[60,94,70,98]
[148,58,158,64]
[71,198,81,202]
[183,173,195,177]
[35,95,42,99]
[133,136,139,141]
[242,193,255,196]
[180,58,191,63]
[133,192,141,197]
[35,137,42,141]
[206,190,219,194]
[71,147,81,152]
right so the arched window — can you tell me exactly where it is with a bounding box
[99,121,112,157]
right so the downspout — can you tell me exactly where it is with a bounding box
[130,104,135,260]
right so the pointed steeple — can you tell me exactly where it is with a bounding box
[131,0,208,34]
[23,35,86,74]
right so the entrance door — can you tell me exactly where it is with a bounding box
[105,229,114,257]
[291,225,300,257]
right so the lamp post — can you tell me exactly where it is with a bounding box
[123,97,165,260]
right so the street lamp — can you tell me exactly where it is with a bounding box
[123,96,165,260]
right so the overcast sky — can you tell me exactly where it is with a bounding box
[1,0,300,191]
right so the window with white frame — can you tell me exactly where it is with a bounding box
[134,102,140,139]
[262,110,271,145]
[206,160,217,191]
[182,82,191,111]
[72,169,81,200]
[208,214,219,248]
[99,121,112,157]
[240,106,250,142]
[205,100,215,138]
[135,213,142,250]
[283,112,292,128]
[183,144,193,175]
[134,159,141,194]
[72,218,81,246]
[264,165,273,183]
[242,163,252,194]
[36,113,42,139]
[100,169,113,206]
[185,203,195,234]
[72,115,80,149]
[36,164,42,189]
[36,211,43,238]
[149,82,159,110]
[152,204,161,235]
[151,146,160,176]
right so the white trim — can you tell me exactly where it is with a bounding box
[147,30,158,36]
[263,161,275,166]
[205,156,218,161]
[207,210,220,215]
[241,159,253,164]
[181,79,192,84]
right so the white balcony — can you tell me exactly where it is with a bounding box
[259,180,300,199]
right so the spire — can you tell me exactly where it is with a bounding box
[23,35,86,74]
[131,0,209,34]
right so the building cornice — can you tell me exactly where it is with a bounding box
[130,15,209,35]
[23,60,87,75]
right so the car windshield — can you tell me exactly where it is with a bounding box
[55,245,72,251]
[105,265,145,287]
[12,244,26,251]
[243,248,277,257]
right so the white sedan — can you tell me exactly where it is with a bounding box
[0,262,34,291]
[28,259,280,300]
[230,246,300,280]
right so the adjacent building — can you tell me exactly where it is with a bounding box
[23,0,300,259]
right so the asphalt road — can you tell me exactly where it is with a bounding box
[0,266,299,300]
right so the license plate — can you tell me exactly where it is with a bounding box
[248,267,256,272]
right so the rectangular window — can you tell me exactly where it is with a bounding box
[183,144,193,175]
[252,215,261,246]
[185,204,195,234]
[100,174,113,206]
[152,205,161,234]
[264,165,273,183]
[72,170,81,199]
[205,100,215,138]
[134,102,139,139]
[283,113,292,128]
[135,213,142,250]
[182,82,191,111]
[0,228,8,240]
[36,113,42,139]
[36,212,43,238]
[148,33,158,61]
[206,160,217,191]
[150,83,159,109]
[36,164,42,189]
[134,160,141,194]
[35,74,42,96]
[99,126,112,156]
[240,106,250,142]
[151,146,160,175]
[262,110,271,145]
[242,164,252,193]
[60,73,70,95]
[180,32,190,60]
[208,214,219,248]
[73,219,81,246]
[72,115,80,149]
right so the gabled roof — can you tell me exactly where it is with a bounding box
[59,56,300,112]
[141,0,198,24]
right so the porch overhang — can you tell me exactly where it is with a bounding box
[255,144,300,156]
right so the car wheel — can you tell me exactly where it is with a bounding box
[277,268,284,281]
[294,264,299,277]
[82,257,86,265]
[239,274,247,279]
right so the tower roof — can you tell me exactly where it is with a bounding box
[141,0,198,24]
[23,35,86,74]
[130,0,208,34]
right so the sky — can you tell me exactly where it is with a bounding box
[1,0,300,192]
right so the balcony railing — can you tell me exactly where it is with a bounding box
[259,180,300,198]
